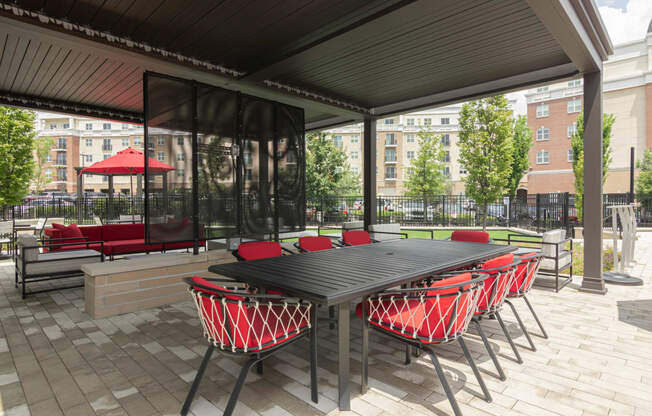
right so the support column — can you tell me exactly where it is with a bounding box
[162,173,169,217]
[76,169,83,223]
[136,173,143,197]
[363,118,377,229]
[581,70,607,294]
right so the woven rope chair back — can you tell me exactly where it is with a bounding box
[475,253,516,315]
[508,252,542,297]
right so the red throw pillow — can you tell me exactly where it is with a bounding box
[59,224,86,244]
[51,223,66,229]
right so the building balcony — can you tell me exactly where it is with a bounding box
[385,141,397,147]
[384,176,397,181]
[384,159,398,164]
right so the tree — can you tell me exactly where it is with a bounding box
[0,107,36,209]
[305,132,360,200]
[404,129,448,199]
[570,112,614,220]
[635,149,652,195]
[31,136,55,193]
[458,95,514,230]
[507,116,532,197]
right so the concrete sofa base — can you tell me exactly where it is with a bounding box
[82,250,235,318]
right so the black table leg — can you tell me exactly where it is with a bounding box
[361,297,368,394]
[338,302,350,411]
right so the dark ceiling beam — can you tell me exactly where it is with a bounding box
[0,90,143,123]
[241,0,418,81]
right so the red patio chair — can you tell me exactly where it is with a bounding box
[356,273,491,416]
[181,276,317,416]
[341,230,374,246]
[232,240,290,261]
[451,230,490,243]
[448,253,520,381]
[504,252,547,350]
[295,236,334,252]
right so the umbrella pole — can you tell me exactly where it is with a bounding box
[130,173,135,222]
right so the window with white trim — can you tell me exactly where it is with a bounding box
[177,153,185,161]
[406,118,415,126]
[406,151,415,159]
[536,127,550,141]
[157,152,165,161]
[350,135,359,144]
[423,118,431,126]
[103,123,111,130]
[567,123,577,138]
[157,136,165,145]
[350,151,358,160]
[568,149,573,162]
[568,79,581,87]
[567,98,581,113]
[440,117,450,125]
[85,123,92,130]
[85,138,92,147]
[536,150,550,164]
[406,134,415,143]
[536,103,549,118]
[333,135,343,148]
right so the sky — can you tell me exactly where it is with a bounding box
[508,0,652,116]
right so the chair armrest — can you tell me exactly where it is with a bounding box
[23,240,103,250]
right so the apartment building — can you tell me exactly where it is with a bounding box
[326,105,465,195]
[525,24,652,194]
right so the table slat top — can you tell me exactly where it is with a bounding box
[208,239,515,305]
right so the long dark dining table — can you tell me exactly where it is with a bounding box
[208,238,516,410]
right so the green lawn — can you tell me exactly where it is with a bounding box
[306,227,540,243]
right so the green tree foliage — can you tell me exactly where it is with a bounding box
[635,149,652,195]
[507,116,533,196]
[570,112,614,220]
[404,129,449,199]
[458,95,514,230]
[305,132,360,200]
[31,136,55,193]
[0,107,36,207]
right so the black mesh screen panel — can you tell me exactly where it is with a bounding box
[276,105,305,232]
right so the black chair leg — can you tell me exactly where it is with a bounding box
[181,345,214,416]
[458,337,492,403]
[424,346,462,416]
[473,320,505,381]
[405,344,411,365]
[223,357,261,416]
[256,361,263,375]
[495,312,523,364]
[524,296,548,339]
[361,300,368,394]
[505,300,536,351]
[311,305,319,403]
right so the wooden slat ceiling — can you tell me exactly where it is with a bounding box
[0,0,575,124]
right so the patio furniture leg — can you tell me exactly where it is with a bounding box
[458,337,492,403]
[338,302,350,411]
[181,345,214,416]
[311,304,319,403]
[495,312,523,364]
[423,346,462,416]
[473,320,505,381]
[256,361,263,375]
[361,298,368,394]
[224,356,261,416]
[505,300,536,351]
[405,344,411,365]
[524,296,548,339]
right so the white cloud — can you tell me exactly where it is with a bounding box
[598,0,652,45]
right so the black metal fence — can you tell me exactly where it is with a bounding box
[6,193,652,233]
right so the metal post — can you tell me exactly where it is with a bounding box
[630,147,635,204]
[580,70,606,294]
[563,192,569,233]
[535,193,541,233]
[191,82,199,255]
[363,117,377,229]
[107,175,114,221]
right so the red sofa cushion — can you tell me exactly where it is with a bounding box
[78,225,103,243]
[51,224,86,244]
[102,224,144,241]
[102,239,162,255]
[342,230,372,246]
[451,230,490,243]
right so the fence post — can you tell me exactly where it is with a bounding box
[536,193,541,233]
[563,192,570,234]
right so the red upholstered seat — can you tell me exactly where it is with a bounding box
[475,253,515,314]
[508,252,540,296]
[356,273,476,343]
[51,223,86,244]
[451,230,490,243]
[298,236,332,252]
[188,276,311,352]
[342,230,372,246]
[236,241,282,260]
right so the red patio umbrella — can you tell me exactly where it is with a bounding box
[80,148,175,221]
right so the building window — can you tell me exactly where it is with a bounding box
[385,133,396,145]
[177,136,184,145]
[536,150,550,164]
[350,135,359,144]
[55,154,66,165]
[122,138,129,147]
[57,169,66,181]
[440,134,450,146]
[177,169,185,178]
[568,98,581,113]
[157,152,165,161]
[85,154,93,163]
[406,118,415,126]
[157,136,165,145]
[536,127,550,141]
[459,167,467,175]
[177,153,185,161]
[407,167,415,176]
[536,86,549,93]
[352,167,359,175]
[63,123,69,129]
[85,123,92,130]
[407,151,415,159]
[122,123,129,130]
[384,118,394,125]
[102,138,112,151]
[333,135,343,148]
[103,123,111,130]
[385,149,397,162]
[243,152,252,165]
[536,103,549,118]
[441,117,450,125]
[423,118,431,126]
[442,166,451,177]
[85,138,92,147]
[567,123,577,138]
[134,137,142,145]
[385,166,396,179]
[568,149,574,162]
[245,168,253,181]
[103,154,111,160]
[406,134,415,143]
[441,151,450,162]
[57,137,66,149]
[46,153,52,162]
[350,151,358,160]
[50,124,56,129]
[568,79,581,87]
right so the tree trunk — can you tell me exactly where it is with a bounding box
[482,203,488,231]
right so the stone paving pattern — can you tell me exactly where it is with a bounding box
[1,235,652,416]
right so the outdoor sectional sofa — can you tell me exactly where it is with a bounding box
[43,223,204,259]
